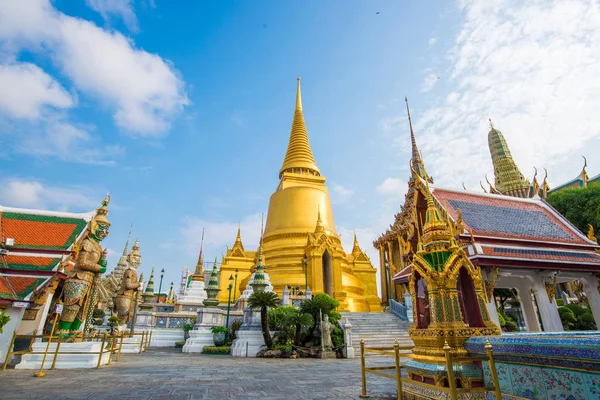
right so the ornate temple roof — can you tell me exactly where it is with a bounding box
[432,188,595,246]
[278,78,321,178]
[0,205,94,303]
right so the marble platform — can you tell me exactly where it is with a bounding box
[149,328,184,347]
[15,342,110,369]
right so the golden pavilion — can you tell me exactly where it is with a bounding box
[215,78,381,312]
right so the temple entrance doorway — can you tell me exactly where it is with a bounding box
[322,250,333,296]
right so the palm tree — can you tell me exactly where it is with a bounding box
[248,291,280,348]
[286,310,313,346]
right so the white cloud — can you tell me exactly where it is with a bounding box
[0,178,98,211]
[86,0,138,31]
[330,183,354,204]
[14,121,123,165]
[408,0,600,189]
[421,72,439,93]
[428,37,437,46]
[0,62,73,119]
[0,0,188,136]
[376,177,407,197]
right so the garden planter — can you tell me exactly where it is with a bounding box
[213,332,226,346]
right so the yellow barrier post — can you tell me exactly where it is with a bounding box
[394,341,403,400]
[139,331,144,353]
[116,332,125,362]
[97,332,107,369]
[34,310,60,378]
[443,341,457,400]
[50,332,63,370]
[107,334,116,365]
[359,339,369,398]
[29,330,37,352]
[2,330,17,370]
[485,339,502,400]
[148,330,152,348]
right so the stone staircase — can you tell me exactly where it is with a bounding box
[340,312,413,356]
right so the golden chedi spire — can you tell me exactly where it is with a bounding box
[279,78,321,179]
[488,119,530,198]
[406,97,431,182]
[192,228,205,281]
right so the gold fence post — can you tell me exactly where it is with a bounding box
[485,339,502,400]
[2,330,17,370]
[394,341,403,400]
[148,330,152,348]
[29,330,37,352]
[116,332,125,362]
[97,331,107,369]
[139,331,144,353]
[50,332,63,370]
[34,312,59,377]
[359,338,369,398]
[107,334,116,365]
[443,341,457,400]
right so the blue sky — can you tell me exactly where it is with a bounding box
[2,0,600,292]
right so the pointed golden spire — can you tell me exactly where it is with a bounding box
[352,229,361,254]
[122,224,132,256]
[488,121,530,197]
[405,97,430,182]
[233,223,243,249]
[580,156,589,187]
[279,78,320,178]
[531,167,540,197]
[192,228,205,281]
[315,206,324,233]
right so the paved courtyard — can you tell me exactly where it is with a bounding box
[0,348,400,399]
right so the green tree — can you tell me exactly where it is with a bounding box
[0,311,10,334]
[248,291,280,349]
[286,309,313,346]
[300,293,341,345]
[546,182,600,240]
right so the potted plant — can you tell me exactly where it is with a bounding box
[183,323,193,340]
[107,316,119,335]
[211,326,228,346]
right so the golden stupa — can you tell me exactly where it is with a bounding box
[216,78,381,312]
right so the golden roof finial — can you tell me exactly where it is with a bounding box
[279,78,320,178]
[406,96,419,160]
[542,168,550,198]
[480,181,488,193]
[588,224,597,243]
[489,118,494,130]
[581,156,589,187]
[531,167,540,197]
[462,182,467,190]
[352,229,362,254]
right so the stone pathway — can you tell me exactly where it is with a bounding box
[0,348,401,399]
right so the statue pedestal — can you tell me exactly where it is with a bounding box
[317,350,337,359]
[15,342,110,369]
[182,307,224,353]
[230,307,265,357]
[134,311,154,330]
[149,328,184,347]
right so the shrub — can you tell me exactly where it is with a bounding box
[0,311,10,334]
[331,327,344,348]
[203,345,230,354]
[558,306,577,330]
[211,326,227,334]
[92,309,105,319]
[93,318,103,326]
[565,303,586,317]
[174,341,185,347]
[183,323,193,332]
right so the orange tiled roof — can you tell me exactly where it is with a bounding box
[1,211,88,251]
[0,275,48,300]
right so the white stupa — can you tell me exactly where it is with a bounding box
[178,232,207,306]
[231,245,274,357]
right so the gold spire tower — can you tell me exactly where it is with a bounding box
[488,119,530,197]
[216,79,380,311]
